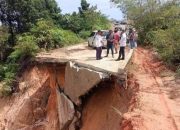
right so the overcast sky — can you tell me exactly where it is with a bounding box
[56,0,123,20]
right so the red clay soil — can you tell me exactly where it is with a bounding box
[0,64,66,130]
[80,47,180,130]
[80,85,125,130]
[128,47,180,130]
[80,79,139,130]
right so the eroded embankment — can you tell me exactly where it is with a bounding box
[80,77,139,130]
[0,61,138,130]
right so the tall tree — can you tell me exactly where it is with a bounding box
[0,26,9,60]
[0,0,61,34]
[79,0,90,13]
[111,0,180,65]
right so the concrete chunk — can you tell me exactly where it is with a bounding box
[56,90,75,130]
[64,62,108,105]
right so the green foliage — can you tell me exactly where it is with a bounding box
[78,30,91,39]
[148,30,173,63]
[0,0,109,96]
[112,0,180,70]
[0,0,61,33]
[139,3,180,65]
[0,63,5,81]
[61,13,84,33]
[49,28,82,46]
[80,0,90,11]
[0,26,10,61]
[31,19,82,48]
[0,63,18,96]
[61,0,111,34]
[3,63,18,85]
[31,20,56,49]
[9,35,39,62]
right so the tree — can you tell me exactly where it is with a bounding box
[61,0,110,33]
[0,26,10,61]
[61,12,84,33]
[111,0,180,66]
[0,0,62,34]
[79,0,90,13]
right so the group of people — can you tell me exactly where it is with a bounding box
[94,28,137,61]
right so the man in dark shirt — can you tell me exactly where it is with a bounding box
[129,29,135,49]
[105,30,114,58]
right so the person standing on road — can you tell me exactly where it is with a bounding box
[116,29,127,61]
[113,28,120,54]
[95,30,104,60]
[134,30,138,48]
[105,30,114,58]
[129,28,135,49]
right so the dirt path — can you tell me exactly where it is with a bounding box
[129,47,180,130]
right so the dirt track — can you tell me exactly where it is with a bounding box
[129,47,180,130]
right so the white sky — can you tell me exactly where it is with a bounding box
[56,0,123,20]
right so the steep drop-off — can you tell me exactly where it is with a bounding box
[0,61,137,130]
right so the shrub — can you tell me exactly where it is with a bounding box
[0,63,18,96]
[147,25,180,66]
[9,34,39,62]
[31,20,56,49]
[49,28,82,47]
[78,30,91,39]
[0,63,5,81]
[31,19,82,49]
[0,26,10,61]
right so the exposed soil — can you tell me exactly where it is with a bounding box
[80,79,139,130]
[0,47,179,130]
[127,47,180,130]
[79,47,180,130]
[0,64,66,130]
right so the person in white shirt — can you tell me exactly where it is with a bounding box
[95,30,103,60]
[116,29,127,61]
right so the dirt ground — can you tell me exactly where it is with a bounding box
[80,80,138,130]
[0,47,180,130]
[79,47,180,130]
[128,47,180,130]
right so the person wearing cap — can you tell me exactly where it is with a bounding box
[105,30,114,58]
[116,29,127,61]
[95,30,104,60]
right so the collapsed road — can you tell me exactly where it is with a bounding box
[0,44,179,130]
[0,44,135,130]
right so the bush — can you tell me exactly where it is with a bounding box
[78,30,91,39]
[147,25,180,66]
[0,63,18,96]
[49,28,82,47]
[9,34,39,62]
[0,26,10,61]
[0,63,5,81]
[31,19,82,49]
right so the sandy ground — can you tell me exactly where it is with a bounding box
[129,47,180,130]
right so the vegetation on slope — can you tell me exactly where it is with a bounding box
[0,0,111,96]
[112,0,180,70]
